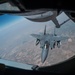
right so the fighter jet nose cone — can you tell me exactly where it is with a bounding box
[41,47,49,63]
[41,57,45,63]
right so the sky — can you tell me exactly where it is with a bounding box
[0,14,24,28]
[0,12,69,29]
[0,12,75,66]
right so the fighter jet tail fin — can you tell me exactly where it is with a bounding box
[44,25,46,35]
[54,27,57,36]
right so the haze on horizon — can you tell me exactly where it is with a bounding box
[0,12,75,66]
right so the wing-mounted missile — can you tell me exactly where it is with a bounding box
[36,39,40,46]
[31,34,41,46]
[50,40,55,50]
[57,41,61,48]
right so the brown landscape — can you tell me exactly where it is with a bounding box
[0,36,75,67]
[0,12,75,67]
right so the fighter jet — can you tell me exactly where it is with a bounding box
[31,26,69,63]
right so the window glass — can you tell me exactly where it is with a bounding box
[0,11,75,67]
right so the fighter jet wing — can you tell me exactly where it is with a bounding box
[31,34,41,39]
[53,36,69,41]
